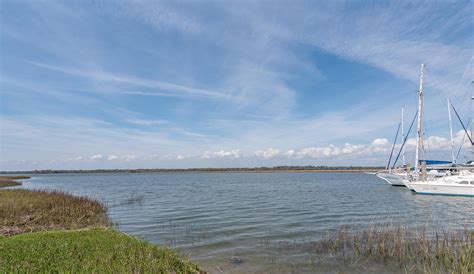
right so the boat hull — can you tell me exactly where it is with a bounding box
[376,173,406,186]
[403,179,415,191]
[409,182,474,197]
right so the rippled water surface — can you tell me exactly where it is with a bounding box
[18,172,474,272]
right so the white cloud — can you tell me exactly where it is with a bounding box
[176,154,189,160]
[3,133,471,170]
[254,148,280,159]
[406,138,418,149]
[201,149,241,159]
[66,156,83,161]
[371,138,389,146]
[125,119,166,126]
[120,154,136,161]
[425,136,449,151]
[404,131,468,151]
[283,149,295,157]
[282,138,400,160]
[107,155,118,160]
[453,130,472,147]
[90,154,103,160]
[295,145,342,158]
[342,143,365,154]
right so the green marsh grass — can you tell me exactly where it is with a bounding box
[0,176,30,180]
[0,176,28,188]
[0,179,21,188]
[0,189,111,236]
[308,224,473,273]
[0,228,201,273]
[0,188,202,272]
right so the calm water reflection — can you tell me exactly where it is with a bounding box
[18,172,474,272]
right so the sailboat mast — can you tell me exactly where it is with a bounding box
[415,64,425,176]
[401,107,406,167]
[447,98,455,164]
[471,82,473,160]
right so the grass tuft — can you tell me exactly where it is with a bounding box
[0,189,111,236]
[0,228,201,273]
[0,176,28,188]
[0,179,21,188]
[308,224,473,273]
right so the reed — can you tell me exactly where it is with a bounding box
[308,223,473,273]
[0,186,202,272]
[0,176,29,188]
[0,179,21,188]
[0,189,111,236]
[0,176,30,180]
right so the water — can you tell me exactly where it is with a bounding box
[17,172,474,272]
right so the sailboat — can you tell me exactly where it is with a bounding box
[376,108,409,186]
[377,172,407,186]
[406,170,474,196]
[376,89,422,187]
[404,64,474,197]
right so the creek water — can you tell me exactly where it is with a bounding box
[18,172,474,272]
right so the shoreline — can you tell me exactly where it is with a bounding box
[0,176,30,188]
[1,176,471,272]
[0,177,202,272]
[1,167,383,175]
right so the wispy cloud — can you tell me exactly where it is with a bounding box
[120,0,205,35]
[29,62,234,100]
[125,119,166,126]
[1,1,472,170]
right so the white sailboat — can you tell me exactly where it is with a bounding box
[376,108,408,186]
[376,172,406,186]
[406,170,474,196]
[404,64,474,196]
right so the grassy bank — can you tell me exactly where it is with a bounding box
[0,188,201,272]
[0,189,110,236]
[0,180,20,188]
[0,228,200,273]
[0,176,30,180]
[0,176,29,188]
[309,224,473,273]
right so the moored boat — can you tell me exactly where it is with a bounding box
[405,63,474,197]
[406,170,474,196]
[376,172,406,186]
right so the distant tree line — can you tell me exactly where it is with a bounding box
[1,166,384,174]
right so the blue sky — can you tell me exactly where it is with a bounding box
[1,0,473,170]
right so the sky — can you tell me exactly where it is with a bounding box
[0,0,473,171]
